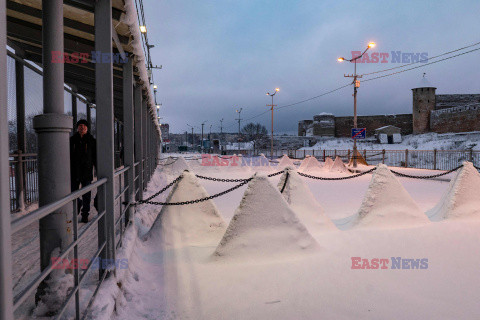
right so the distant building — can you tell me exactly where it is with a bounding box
[160,123,169,140]
[375,125,402,144]
[298,76,480,138]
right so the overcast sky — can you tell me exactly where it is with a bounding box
[145,0,480,134]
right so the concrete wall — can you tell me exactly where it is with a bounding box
[431,105,480,133]
[334,114,413,137]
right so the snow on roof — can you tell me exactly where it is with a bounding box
[214,174,319,259]
[354,164,429,228]
[413,74,436,89]
[122,0,161,136]
[278,169,336,232]
[427,162,480,221]
[375,125,401,131]
[146,171,226,244]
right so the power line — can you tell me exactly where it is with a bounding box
[363,47,480,83]
[362,41,480,76]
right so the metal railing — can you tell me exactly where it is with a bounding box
[220,148,480,170]
[8,152,38,212]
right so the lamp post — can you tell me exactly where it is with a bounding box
[187,124,194,148]
[201,120,207,153]
[236,108,242,151]
[153,85,158,105]
[266,88,280,159]
[338,42,375,168]
[220,118,224,135]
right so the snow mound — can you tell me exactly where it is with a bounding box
[299,156,322,173]
[214,173,319,259]
[146,171,226,245]
[297,156,311,171]
[330,156,347,172]
[324,157,334,169]
[278,168,336,233]
[427,162,480,221]
[278,154,295,168]
[353,164,429,229]
[249,154,273,172]
[163,156,190,177]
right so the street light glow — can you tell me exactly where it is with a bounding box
[139,25,147,34]
[156,105,160,109]
[153,85,157,90]
[275,88,280,92]
[337,57,345,62]
[368,42,376,48]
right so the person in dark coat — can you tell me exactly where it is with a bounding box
[70,119,96,223]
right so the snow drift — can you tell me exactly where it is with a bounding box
[427,162,480,221]
[278,168,336,233]
[330,156,348,173]
[214,173,319,259]
[146,171,226,245]
[278,154,295,168]
[353,164,429,229]
[299,156,322,173]
[324,157,334,170]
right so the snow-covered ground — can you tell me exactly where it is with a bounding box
[95,154,480,320]
[301,131,480,151]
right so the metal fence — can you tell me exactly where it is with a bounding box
[221,148,480,170]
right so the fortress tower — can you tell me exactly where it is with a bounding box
[412,75,436,134]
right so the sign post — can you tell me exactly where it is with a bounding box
[351,128,366,140]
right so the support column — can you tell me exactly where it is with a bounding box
[122,58,134,223]
[15,54,26,211]
[71,92,77,126]
[95,0,115,267]
[86,103,92,128]
[142,100,147,190]
[0,0,15,318]
[134,85,143,201]
[33,0,73,301]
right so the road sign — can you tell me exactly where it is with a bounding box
[352,128,366,139]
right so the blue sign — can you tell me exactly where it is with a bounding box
[351,128,366,139]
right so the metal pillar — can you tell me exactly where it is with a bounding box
[15,54,26,211]
[0,0,15,318]
[142,100,147,189]
[86,103,92,128]
[122,58,134,223]
[134,85,143,200]
[71,92,77,126]
[33,0,73,301]
[95,0,116,268]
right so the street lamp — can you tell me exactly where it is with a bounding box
[139,25,147,34]
[187,124,195,148]
[337,41,375,168]
[153,85,158,105]
[266,88,280,159]
[236,108,243,152]
[201,121,208,153]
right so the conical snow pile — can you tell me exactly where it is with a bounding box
[278,154,295,168]
[427,162,480,221]
[278,168,336,233]
[146,171,226,245]
[214,173,319,259]
[299,156,322,173]
[298,156,311,172]
[163,156,190,177]
[330,156,348,173]
[323,157,334,170]
[353,164,429,229]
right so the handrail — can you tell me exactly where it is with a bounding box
[115,185,129,201]
[114,165,130,178]
[11,178,107,233]
[13,209,106,310]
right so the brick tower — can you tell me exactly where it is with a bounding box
[412,75,436,134]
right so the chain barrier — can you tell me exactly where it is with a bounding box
[297,167,377,180]
[142,178,253,206]
[135,175,184,204]
[390,165,463,179]
[195,169,284,182]
[280,171,289,193]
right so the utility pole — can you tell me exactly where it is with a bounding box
[201,120,207,153]
[338,42,375,169]
[187,124,194,149]
[236,108,242,152]
[220,118,224,135]
[266,88,279,159]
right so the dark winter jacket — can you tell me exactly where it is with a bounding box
[70,132,96,182]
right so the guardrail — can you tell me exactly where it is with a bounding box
[219,149,480,171]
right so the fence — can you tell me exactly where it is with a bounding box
[221,149,480,171]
